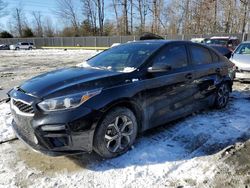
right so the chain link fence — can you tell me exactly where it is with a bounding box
[0,33,248,48]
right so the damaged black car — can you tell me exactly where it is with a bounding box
[8,40,233,158]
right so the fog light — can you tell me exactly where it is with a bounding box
[41,125,66,131]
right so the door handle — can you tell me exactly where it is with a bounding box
[185,73,193,80]
[215,68,221,73]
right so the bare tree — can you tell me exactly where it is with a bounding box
[136,0,148,33]
[96,0,105,35]
[44,17,54,37]
[32,11,43,37]
[213,0,218,33]
[129,0,133,34]
[12,7,24,37]
[240,0,249,34]
[183,0,190,34]
[122,0,129,34]
[112,0,121,35]
[82,0,97,35]
[56,0,79,35]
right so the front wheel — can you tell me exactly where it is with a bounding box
[93,107,138,158]
[214,82,230,109]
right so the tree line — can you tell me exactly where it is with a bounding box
[0,0,249,38]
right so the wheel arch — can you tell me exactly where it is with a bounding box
[218,76,233,92]
[93,98,145,136]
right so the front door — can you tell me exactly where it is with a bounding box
[143,43,197,129]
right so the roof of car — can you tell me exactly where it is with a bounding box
[210,36,238,40]
[131,40,193,45]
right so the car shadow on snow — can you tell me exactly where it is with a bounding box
[68,89,250,171]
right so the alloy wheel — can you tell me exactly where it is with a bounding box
[104,115,134,153]
[217,84,229,107]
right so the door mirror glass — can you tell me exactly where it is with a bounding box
[148,64,172,73]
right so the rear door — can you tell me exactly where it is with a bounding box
[143,43,198,129]
[188,44,224,107]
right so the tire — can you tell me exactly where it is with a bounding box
[214,82,230,109]
[15,47,19,50]
[93,107,138,158]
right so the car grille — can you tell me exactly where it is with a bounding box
[15,118,35,143]
[12,99,34,114]
[11,107,36,145]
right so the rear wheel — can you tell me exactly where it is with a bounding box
[214,82,230,109]
[93,107,138,158]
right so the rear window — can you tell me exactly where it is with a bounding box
[190,45,213,65]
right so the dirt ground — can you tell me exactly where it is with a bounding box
[0,49,250,188]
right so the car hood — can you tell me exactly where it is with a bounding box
[19,67,122,98]
[230,54,250,70]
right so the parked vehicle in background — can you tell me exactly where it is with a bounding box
[139,32,164,40]
[230,41,250,81]
[208,44,232,59]
[111,43,120,48]
[8,40,234,158]
[191,38,209,44]
[0,44,10,50]
[10,42,35,50]
[205,36,240,52]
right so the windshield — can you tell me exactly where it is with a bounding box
[206,39,228,45]
[85,42,162,72]
[235,43,250,54]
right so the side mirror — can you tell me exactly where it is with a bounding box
[148,64,172,73]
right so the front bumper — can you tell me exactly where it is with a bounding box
[9,91,100,156]
[11,118,95,156]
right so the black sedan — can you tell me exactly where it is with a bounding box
[8,40,233,158]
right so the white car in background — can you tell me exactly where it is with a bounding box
[230,41,250,81]
[190,38,208,44]
[10,42,35,50]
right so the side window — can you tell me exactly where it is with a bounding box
[190,45,212,65]
[210,50,220,62]
[153,45,188,69]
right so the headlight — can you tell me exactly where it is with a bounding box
[38,88,102,111]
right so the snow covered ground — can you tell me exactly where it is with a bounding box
[0,49,98,96]
[0,102,14,143]
[0,87,249,187]
[0,50,249,187]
